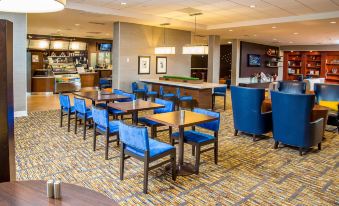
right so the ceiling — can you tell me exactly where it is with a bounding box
[27,0,339,45]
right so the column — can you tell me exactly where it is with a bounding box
[207,35,220,83]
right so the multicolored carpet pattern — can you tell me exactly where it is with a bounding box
[15,99,338,205]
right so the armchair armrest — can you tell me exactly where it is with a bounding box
[309,118,324,145]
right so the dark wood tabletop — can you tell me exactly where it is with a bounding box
[0,180,117,206]
[73,91,129,102]
[108,99,164,112]
[146,110,218,127]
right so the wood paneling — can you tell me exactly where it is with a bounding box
[32,77,55,92]
[239,41,279,78]
[0,20,15,182]
[80,73,99,88]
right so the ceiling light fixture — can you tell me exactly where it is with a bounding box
[0,0,66,13]
[155,23,175,55]
[182,13,208,55]
[250,5,256,8]
[75,24,80,26]
[293,32,299,35]
[330,21,336,24]
[272,26,277,29]
[227,41,232,44]
[228,29,233,32]
[121,2,127,5]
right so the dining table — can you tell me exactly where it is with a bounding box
[73,91,130,106]
[146,110,218,176]
[108,99,165,124]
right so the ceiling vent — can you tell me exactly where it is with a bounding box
[88,22,106,26]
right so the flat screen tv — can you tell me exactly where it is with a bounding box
[248,54,261,67]
[98,43,112,51]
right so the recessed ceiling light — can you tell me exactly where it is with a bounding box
[57,29,61,32]
[273,38,277,41]
[310,50,313,52]
[293,32,299,35]
[330,21,336,24]
[253,34,257,37]
[228,29,233,32]
[272,26,277,29]
[75,23,80,26]
[289,41,293,44]
[105,33,109,36]
[227,41,232,44]
[250,5,256,8]
[121,2,127,5]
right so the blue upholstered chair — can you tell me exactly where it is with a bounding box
[171,108,220,174]
[99,78,111,89]
[230,86,272,141]
[314,83,339,132]
[159,86,176,101]
[92,106,120,160]
[144,84,158,102]
[74,97,92,140]
[138,98,175,138]
[212,86,227,111]
[132,82,146,100]
[108,90,136,119]
[278,81,306,94]
[176,88,194,110]
[271,91,323,155]
[59,94,75,132]
[119,121,176,194]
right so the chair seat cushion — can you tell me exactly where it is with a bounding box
[125,139,174,157]
[319,101,338,111]
[147,91,158,95]
[134,89,146,93]
[96,103,107,108]
[62,106,75,113]
[108,107,126,115]
[97,121,119,134]
[179,96,193,101]
[138,117,162,126]
[163,93,175,97]
[77,109,93,119]
[213,92,226,96]
[172,130,215,143]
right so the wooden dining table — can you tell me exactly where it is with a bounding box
[0,180,118,206]
[73,91,129,106]
[262,99,329,135]
[146,110,218,176]
[108,100,165,124]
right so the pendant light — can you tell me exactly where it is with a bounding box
[182,13,208,55]
[154,23,176,55]
[0,0,66,13]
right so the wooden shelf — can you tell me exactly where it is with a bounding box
[326,63,339,65]
[326,77,339,81]
[327,73,339,76]
[288,66,302,68]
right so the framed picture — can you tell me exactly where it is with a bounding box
[156,56,167,74]
[138,56,151,74]
[248,54,261,67]
[32,55,39,63]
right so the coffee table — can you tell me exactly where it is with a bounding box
[108,100,165,124]
[0,180,117,206]
[146,110,218,176]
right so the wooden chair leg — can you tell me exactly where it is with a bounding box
[223,95,226,111]
[212,95,214,110]
[318,142,321,150]
[143,156,149,194]
[234,130,238,136]
[74,113,78,134]
[116,133,120,146]
[171,151,176,181]
[67,112,71,132]
[274,141,279,149]
[192,145,195,156]
[195,146,201,175]
[93,125,97,151]
[83,119,86,140]
[60,110,63,127]
[120,144,125,180]
[151,126,155,139]
[214,141,218,165]
[154,126,157,138]
[168,126,172,143]
[105,132,109,160]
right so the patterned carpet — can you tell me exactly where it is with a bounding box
[15,99,338,205]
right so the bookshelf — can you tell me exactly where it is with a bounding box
[325,52,339,83]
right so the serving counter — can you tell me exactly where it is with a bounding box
[140,78,226,109]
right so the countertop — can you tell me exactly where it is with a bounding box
[140,78,226,89]
[32,76,55,79]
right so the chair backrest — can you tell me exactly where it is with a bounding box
[119,92,136,102]
[159,86,164,96]
[99,78,110,85]
[131,82,138,92]
[214,86,227,94]
[154,98,174,114]
[278,81,306,94]
[194,108,220,132]
[92,106,109,128]
[119,121,149,152]
[114,89,124,95]
[143,84,149,93]
[74,97,87,114]
[314,83,339,103]
[176,88,181,97]
[271,91,314,145]
[59,94,71,109]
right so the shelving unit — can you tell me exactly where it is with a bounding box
[305,52,322,78]
[284,52,303,80]
[325,52,339,83]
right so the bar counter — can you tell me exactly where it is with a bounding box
[140,78,226,109]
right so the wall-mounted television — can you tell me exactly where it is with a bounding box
[98,43,112,51]
[248,54,261,67]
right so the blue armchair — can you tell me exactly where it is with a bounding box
[92,106,120,160]
[212,86,227,111]
[314,83,339,132]
[108,90,136,120]
[278,81,306,94]
[230,86,272,141]
[176,88,194,110]
[74,97,92,140]
[271,91,323,155]
[138,98,175,138]
[119,121,176,194]
[132,82,146,100]
[59,94,75,132]
[144,84,158,102]
[171,108,220,174]
[99,78,111,89]
[159,86,176,101]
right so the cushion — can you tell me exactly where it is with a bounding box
[147,91,158,95]
[97,121,119,134]
[319,101,339,111]
[179,96,193,101]
[125,139,174,157]
[134,89,146,93]
[62,106,75,113]
[108,107,126,115]
[163,93,175,97]
[172,130,215,143]
[77,109,93,119]
[138,117,162,126]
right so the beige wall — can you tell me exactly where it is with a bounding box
[113,22,191,91]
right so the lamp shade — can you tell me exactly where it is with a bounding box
[0,0,66,13]
[182,45,208,55]
[154,46,176,55]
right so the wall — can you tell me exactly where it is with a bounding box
[113,22,191,91]
[0,13,27,116]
